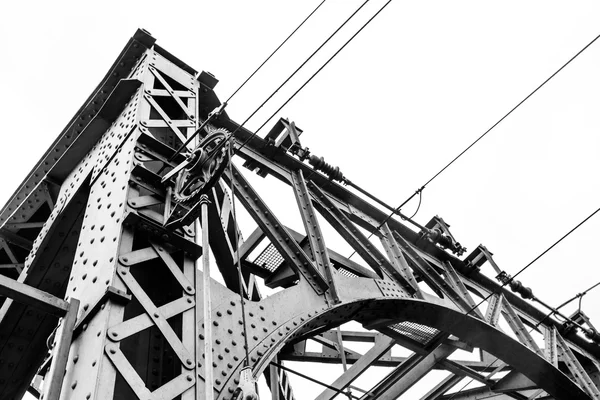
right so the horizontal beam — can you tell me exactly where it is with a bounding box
[280,350,506,372]
[0,274,68,317]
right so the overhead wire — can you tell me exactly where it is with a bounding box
[448,278,600,399]
[190,7,599,398]
[206,0,387,371]
[181,0,375,165]
[346,31,600,259]
[440,205,600,398]
[230,0,377,156]
[170,0,328,160]
[225,0,328,104]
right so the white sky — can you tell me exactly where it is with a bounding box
[2,1,600,398]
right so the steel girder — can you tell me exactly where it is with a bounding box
[0,29,599,400]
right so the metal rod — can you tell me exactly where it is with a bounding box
[200,195,214,400]
[43,298,80,400]
[169,115,218,162]
[346,181,427,232]
[270,362,361,400]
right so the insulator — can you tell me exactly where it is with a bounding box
[585,329,600,343]
[509,279,534,299]
[308,155,346,182]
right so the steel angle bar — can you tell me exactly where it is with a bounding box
[291,170,340,303]
[0,228,33,251]
[313,332,363,359]
[306,180,390,276]
[485,293,503,326]
[143,94,188,144]
[150,371,196,400]
[419,374,463,400]
[223,164,328,294]
[442,261,484,319]
[360,344,456,400]
[43,299,79,400]
[4,221,45,230]
[148,66,194,118]
[379,223,421,295]
[117,265,195,369]
[544,327,558,367]
[270,356,281,400]
[307,179,418,294]
[392,232,476,314]
[316,336,395,400]
[145,89,195,98]
[119,246,165,266]
[284,225,378,279]
[105,343,152,399]
[127,194,163,209]
[501,299,544,357]
[554,327,600,398]
[150,241,195,295]
[108,296,194,340]
[0,273,69,317]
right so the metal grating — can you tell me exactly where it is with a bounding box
[252,243,285,272]
[390,321,439,345]
[338,267,358,278]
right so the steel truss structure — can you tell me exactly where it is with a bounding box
[0,29,599,400]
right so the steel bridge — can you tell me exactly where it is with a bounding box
[0,29,599,400]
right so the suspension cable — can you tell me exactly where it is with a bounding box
[175,0,374,165]
[232,0,393,157]
[170,0,327,161]
[348,32,600,255]
[225,0,328,103]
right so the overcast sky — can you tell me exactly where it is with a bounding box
[2,1,600,398]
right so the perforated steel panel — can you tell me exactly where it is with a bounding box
[252,243,285,272]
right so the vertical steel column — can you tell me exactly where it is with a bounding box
[42,299,80,400]
[200,195,214,400]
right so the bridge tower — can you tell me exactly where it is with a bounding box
[0,29,599,400]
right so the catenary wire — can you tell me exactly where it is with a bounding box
[228,0,373,156]
[170,0,327,160]
[196,0,371,160]
[182,0,374,164]
[347,32,600,258]
[225,0,328,104]
[232,0,393,156]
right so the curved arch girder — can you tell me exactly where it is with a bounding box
[198,274,590,400]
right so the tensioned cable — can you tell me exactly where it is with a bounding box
[348,32,600,257]
[178,0,374,163]
[201,0,389,364]
[227,0,373,156]
[225,0,327,103]
[270,362,361,399]
[232,0,393,157]
[171,0,327,159]
[228,145,251,365]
